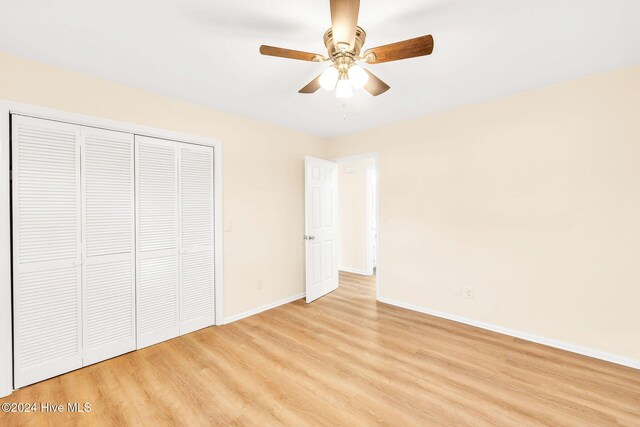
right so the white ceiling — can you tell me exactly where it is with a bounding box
[0,0,639,137]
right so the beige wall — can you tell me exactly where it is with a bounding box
[328,65,640,362]
[338,158,375,273]
[0,51,327,319]
[2,50,639,364]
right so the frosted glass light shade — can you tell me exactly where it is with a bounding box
[348,64,369,89]
[335,78,353,98]
[319,67,339,90]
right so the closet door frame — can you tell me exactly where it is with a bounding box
[0,101,224,398]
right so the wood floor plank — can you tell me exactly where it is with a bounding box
[1,272,639,426]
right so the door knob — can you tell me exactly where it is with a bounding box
[304,235,316,240]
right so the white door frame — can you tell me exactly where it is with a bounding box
[333,153,380,300]
[0,100,224,397]
[365,163,376,275]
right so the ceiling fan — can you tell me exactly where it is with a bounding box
[259,0,434,98]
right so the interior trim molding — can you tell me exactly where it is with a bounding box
[0,107,9,398]
[339,267,370,276]
[223,293,306,324]
[378,296,640,371]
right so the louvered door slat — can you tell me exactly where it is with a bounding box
[12,115,83,388]
[179,144,215,334]
[135,136,179,349]
[82,127,136,365]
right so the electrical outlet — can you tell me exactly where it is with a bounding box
[464,287,474,299]
[257,280,263,290]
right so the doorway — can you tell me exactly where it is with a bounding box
[335,153,379,298]
[302,153,379,304]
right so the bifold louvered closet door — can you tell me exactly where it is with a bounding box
[13,116,215,387]
[12,116,83,388]
[135,136,180,348]
[179,143,215,334]
[135,136,215,348]
[81,127,136,365]
[12,115,136,387]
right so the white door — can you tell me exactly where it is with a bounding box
[305,156,338,303]
[81,127,136,365]
[135,136,180,348]
[12,115,83,387]
[178,143,215,334]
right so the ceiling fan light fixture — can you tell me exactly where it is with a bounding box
[259,0,435,97]
[335,73,353,98]
[319,66,339,90]
[348,64,369,89]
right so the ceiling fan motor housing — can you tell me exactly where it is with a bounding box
[324,26,367,61]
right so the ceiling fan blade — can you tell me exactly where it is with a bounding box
[364,35,434,64]
[363,69,390,96]
[299,75,322,94]
[260,45,323,62]
[330,0,360,51]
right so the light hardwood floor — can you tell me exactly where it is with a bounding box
[1,272,639,426]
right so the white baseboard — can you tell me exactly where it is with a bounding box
[378,296,640,370]
[339,267,371,276]
[224,292,305,324]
